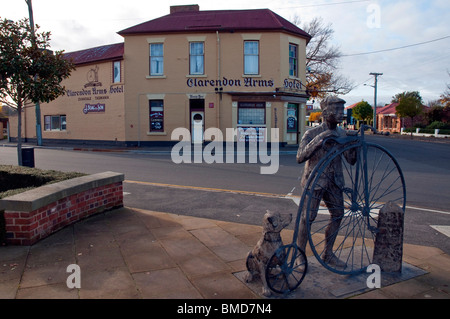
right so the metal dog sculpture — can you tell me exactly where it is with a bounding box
[244,210,292,296]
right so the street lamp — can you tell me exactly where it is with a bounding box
[26,0,43,146]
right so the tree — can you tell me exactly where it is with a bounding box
[309,111,322,123]
[293,16,354,98]
[440,70,450,107]
[395,93,423,136]
[391,91,422,103]
[0,18,74,165]
[352,100,373,125]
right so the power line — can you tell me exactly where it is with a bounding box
[342,35,450,57]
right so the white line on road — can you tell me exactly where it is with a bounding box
[287,196,450,215]
[430,225,450,238]
[406,206,450,215]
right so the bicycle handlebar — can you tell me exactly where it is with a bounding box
[321,125,374,150]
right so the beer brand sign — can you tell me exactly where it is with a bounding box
[83,103,105,114]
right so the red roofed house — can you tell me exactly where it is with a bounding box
[376,102,429,133]
[376,103,401,133]
[10,5,311,146]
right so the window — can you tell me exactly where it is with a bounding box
[113,61,121,83]
[289,44,298,77]
[244,41,259,75]
[287,104,298,133]
[149,100,164,132]
[150,43,164,76]
[189,42,204,75]
[44,115,66,131]
[238,102,265,125]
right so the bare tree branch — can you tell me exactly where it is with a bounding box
[293,16,354,97]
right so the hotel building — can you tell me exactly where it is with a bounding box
[10,5,311,147]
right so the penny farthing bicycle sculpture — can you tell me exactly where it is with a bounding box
[265,125,406,295]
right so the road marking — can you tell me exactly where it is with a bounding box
[406,206,450,215]
[124,180,286,198]
[124,180,450,216]
[430,225,450,238]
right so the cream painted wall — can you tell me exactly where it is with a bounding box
[9,29,308,145]
[9,60,126,142]
[123,31,308,143]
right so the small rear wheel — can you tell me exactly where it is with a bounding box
[266,244,307,294]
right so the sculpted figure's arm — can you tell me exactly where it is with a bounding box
[296,129,338,164]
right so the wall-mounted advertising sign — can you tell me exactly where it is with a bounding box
[83,103,105,114]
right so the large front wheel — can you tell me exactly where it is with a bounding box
[305,143,406,275]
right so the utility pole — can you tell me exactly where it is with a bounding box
[369,72,382,131]
[26,0,42,146]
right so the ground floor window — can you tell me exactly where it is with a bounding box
[149,100,164,132]
[287,103,298,133]
[44,115,66,131]
[238,102,265,125]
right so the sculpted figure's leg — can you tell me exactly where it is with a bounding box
[322,189,347,268]
[297,190,321,252]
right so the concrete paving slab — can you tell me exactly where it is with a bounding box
[1,206,448,300]
[132,268,202,299]
[234,257,427,299]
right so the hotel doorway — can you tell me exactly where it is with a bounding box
[190,99,205,144]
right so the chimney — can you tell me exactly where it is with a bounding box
[170,4,200,14]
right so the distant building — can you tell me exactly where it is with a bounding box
[376,102,429,133]
[0,103,8,137]
[9,5,311,146]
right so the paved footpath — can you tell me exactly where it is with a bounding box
[1,206,449,300]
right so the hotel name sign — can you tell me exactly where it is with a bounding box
[65,65,123,114]
[187,76,304,92]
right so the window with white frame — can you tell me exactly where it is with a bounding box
[44,115,66,131]
[113,61,121,83]
[244,41,259,75]
[189,42,204,75]
[150,43,164,76]
[289,43,298,77]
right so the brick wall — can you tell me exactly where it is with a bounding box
[1,173,124,245]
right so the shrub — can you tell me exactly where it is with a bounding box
[426,121,450,130]
[0,165,85,199]
[438,129,450,135]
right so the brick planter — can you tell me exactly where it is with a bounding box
[0,171,124,245]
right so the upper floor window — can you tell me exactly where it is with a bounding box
[244,41,259,75]
[113,61,121,83]
[189,42,204,75]
[289,43,298,77]
[150,43,164,76]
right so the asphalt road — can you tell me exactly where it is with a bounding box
[0,135,449,254]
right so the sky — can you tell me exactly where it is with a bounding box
[2,0,449,106]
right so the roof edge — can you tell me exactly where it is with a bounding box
[64,42,124,66]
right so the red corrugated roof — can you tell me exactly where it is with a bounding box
[345,102,359,109]
[64,43,124,66]
[377,102,429,115]
[377,103,398,115]
[118,9,311,41]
